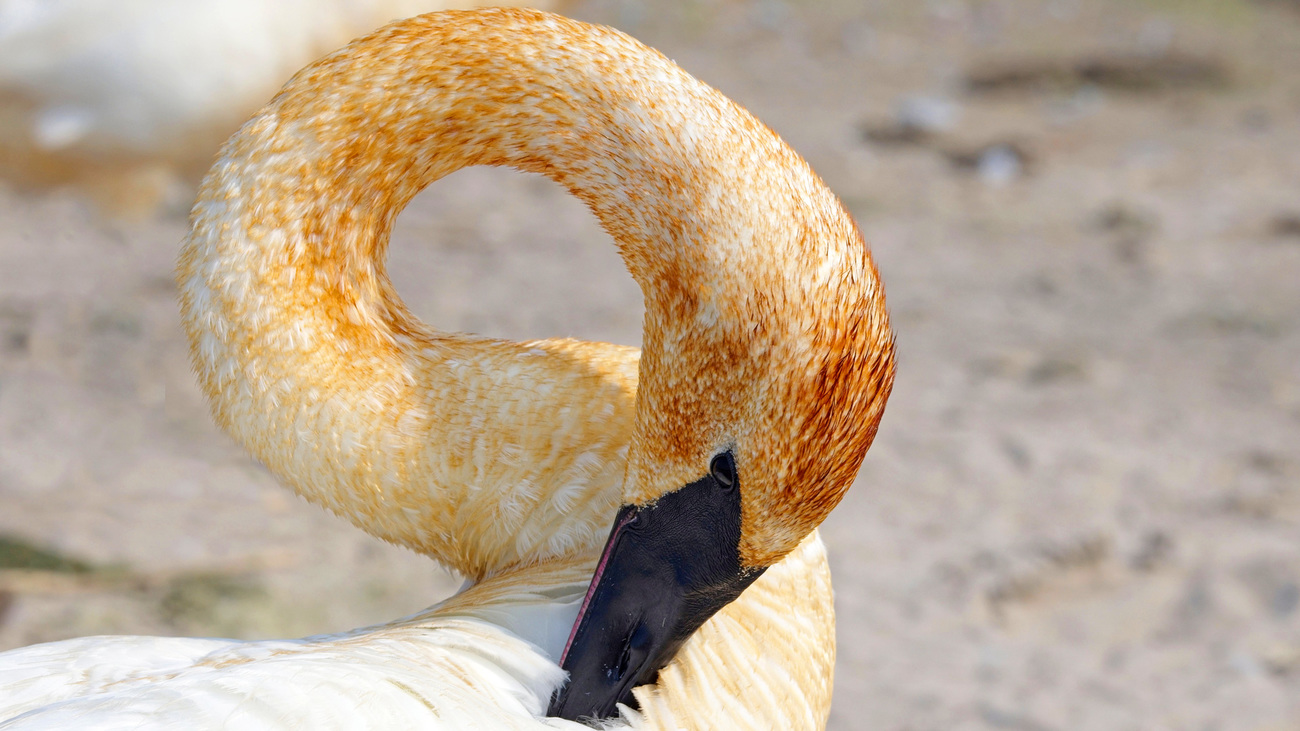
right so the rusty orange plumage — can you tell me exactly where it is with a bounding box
[176,7,894,727]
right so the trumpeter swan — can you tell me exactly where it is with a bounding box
[1,8,895,728]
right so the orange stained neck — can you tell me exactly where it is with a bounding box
[179,8,894,577]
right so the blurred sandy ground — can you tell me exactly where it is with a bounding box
[2,1,1300,728]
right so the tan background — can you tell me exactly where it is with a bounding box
[2,1,1299,728]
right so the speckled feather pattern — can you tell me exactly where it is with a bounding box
[168,7,894,728]
[178,8,893,575]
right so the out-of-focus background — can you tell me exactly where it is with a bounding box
[1,0,1298,728]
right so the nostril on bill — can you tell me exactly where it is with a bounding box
[613,638,633,681]
[613,622,654,681]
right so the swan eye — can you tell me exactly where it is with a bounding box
[710,452,736,489]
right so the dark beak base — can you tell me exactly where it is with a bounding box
[548,452,764,723]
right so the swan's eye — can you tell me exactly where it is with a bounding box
[710,452,736,489]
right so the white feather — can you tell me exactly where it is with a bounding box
[0,574,614,730]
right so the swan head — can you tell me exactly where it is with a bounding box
[552,205,896,720]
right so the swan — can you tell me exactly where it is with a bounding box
[0,7,895,728]
[0,0,557,213]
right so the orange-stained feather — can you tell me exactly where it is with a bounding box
[179,8,893,579]
[177,8,893,727]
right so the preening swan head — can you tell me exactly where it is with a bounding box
[178,7,894,723]
[555,153,896,717]
[537,24,896,725]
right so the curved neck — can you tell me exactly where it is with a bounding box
[228,10,821,324]
[179,9,863,577]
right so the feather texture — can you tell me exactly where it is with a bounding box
[0,534,833,729]
[1,8,895,729]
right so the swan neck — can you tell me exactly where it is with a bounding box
[177,9,884,572]
[209,11,817,321]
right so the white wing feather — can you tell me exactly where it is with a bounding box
[0,579,625,730]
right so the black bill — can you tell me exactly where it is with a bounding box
[548,451,765,722]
